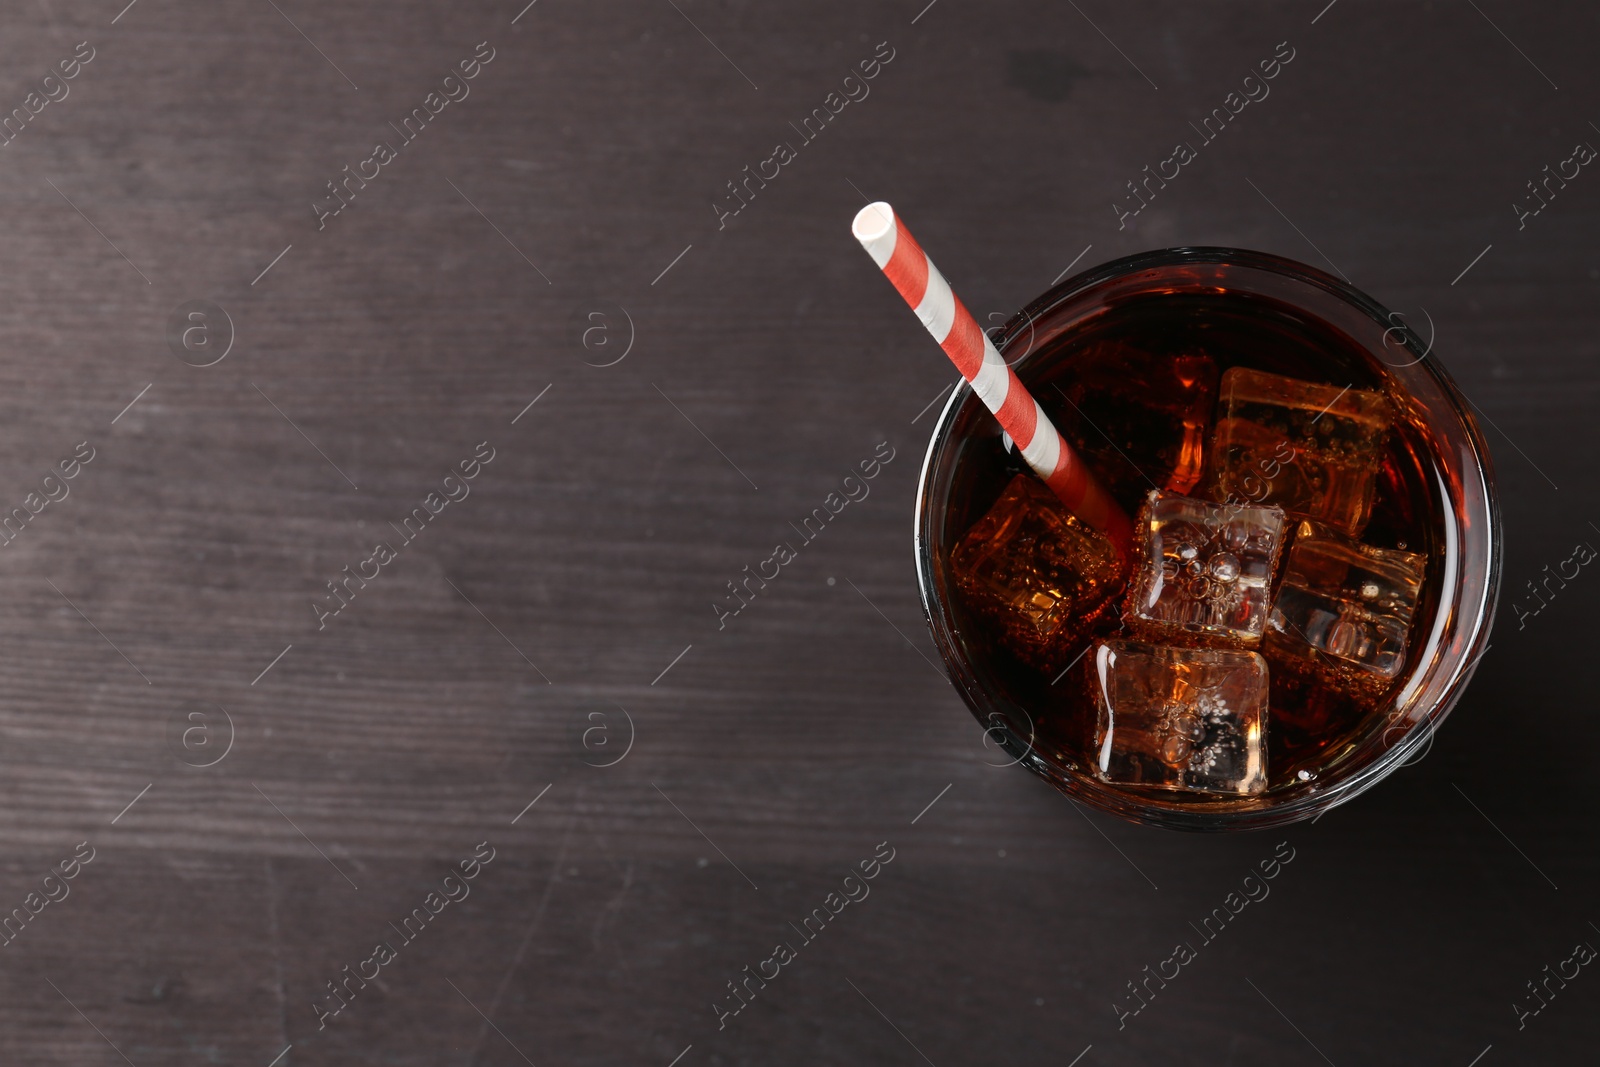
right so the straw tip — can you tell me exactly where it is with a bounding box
[851,201,896,243]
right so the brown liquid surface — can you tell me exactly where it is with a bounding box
[940,290,1445,796]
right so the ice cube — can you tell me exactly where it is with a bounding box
[1054,344,1219,505]
[1266,520,1427,682]
[951,473,1125,672]
[1124,490,1287,644]
[1090,641,1268,795]
[1207,367,1394,537]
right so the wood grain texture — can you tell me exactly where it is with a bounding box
[0,0,1595,1063]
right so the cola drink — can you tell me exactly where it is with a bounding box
[916,249,1499,828]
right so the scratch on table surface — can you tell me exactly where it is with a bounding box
[332,842,370,877]
[264,858,291,1054]
[591,857,636,953]
[464,787,582,1065]
[592,851,640,985]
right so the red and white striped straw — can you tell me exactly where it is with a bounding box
[852,201,1131,546]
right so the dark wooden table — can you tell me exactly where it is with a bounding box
[0,1,1594,1063]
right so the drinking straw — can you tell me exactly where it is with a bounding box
[851,201,1131,546]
